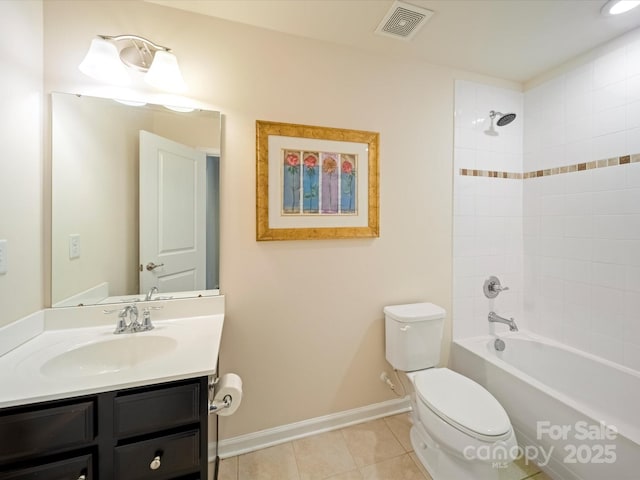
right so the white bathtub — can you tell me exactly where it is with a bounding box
[452,332,640,480]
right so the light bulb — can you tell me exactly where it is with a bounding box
[79,38,130,85]
[145,51,187,93]
[602,0,640,15]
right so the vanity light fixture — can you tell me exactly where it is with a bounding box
[114,99,148,107]
[79,35,187,93]
[601,0,640,15]
[163,104,195,113]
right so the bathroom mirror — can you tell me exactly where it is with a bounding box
[51,92,221,307]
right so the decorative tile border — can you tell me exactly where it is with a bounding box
[459,153,640,180]
[459,169,522,179]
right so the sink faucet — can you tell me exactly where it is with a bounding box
[141,306,163,331]
[105,303,162,334]
[145,286,159,301]
[488,311,518,332]
[113,304,139,334]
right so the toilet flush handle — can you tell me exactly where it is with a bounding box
[400,325,411,332]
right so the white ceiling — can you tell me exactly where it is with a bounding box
[149,0,640,84]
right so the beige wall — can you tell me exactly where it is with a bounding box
[0,1,43,327]
[40,1,519,439]
[51,93,148,304]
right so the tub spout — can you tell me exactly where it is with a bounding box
[488,311,518,331]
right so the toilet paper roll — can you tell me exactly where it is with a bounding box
[213,373,243,416]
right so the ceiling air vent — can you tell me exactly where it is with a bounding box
[375,1,434,41]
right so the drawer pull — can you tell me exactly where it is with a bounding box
[149,455,162,470]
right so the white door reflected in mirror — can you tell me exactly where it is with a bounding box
[139,131,206,294]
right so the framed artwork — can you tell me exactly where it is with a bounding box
[256,120,379,241]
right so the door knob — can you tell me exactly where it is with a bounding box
[146,262,165,271]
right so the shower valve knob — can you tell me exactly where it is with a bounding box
[483,276,509,298]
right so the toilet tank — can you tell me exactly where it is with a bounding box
[384,302,446,372]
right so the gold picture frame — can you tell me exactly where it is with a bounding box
[256,120,379,241]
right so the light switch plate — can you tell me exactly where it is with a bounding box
[69,234,81,259]
[0,240,7,274]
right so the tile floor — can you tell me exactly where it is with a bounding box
[214,413,554,480]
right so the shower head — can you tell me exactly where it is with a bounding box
[490,110,516,126]
[484,110,516,136]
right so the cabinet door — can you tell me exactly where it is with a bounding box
[0,453,92,480]
[114,383,200,438]
[0,401,94,463]
[114,430,200,480]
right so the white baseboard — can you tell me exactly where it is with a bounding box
[209,396,410,460]
[52,282,109,308]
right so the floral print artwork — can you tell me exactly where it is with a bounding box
[321,154,338,214]
[341,154,356,213]
[282,149,357,216]
[282,150,301,213]
[303,152,319,213]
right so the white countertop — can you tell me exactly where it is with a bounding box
[0,296,224,409]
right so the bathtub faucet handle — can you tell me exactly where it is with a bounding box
[483,276,509,298]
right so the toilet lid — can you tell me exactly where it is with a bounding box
[413,369,511,439]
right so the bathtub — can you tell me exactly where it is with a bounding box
[451,332,640,480]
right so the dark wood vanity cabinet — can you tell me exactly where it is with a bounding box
[0,377,215,480]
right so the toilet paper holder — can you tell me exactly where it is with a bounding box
[208,394,232,414]
[208,374,242,415]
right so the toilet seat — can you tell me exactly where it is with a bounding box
[412,368,511,442]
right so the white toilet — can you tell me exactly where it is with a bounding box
[384,302,517,480]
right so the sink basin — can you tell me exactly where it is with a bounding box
[40,335,178,377]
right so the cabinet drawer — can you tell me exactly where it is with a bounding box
[0,401,94,462]
[114,383,200,438]
[114,430,200,480]
[0,453,92,480]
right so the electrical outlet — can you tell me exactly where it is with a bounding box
[69,234,81,259]
[0,240,7,274]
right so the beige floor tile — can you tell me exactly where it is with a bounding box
[216,457,238,480]
[498,455,540,480]
[341,419,406,468]
[293,430,357,480]
[384,413,413,452]
[360,454,429,480]
[238,442,300,480]
[408,452,433,480]
[222,414,555,480]
[324,470,364,480]
[528,471,554,480]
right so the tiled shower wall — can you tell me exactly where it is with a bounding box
[523,31,640,371]
[453,28,640,373]
[453,81,524,338]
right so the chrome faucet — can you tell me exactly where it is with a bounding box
[141,306,162,331]
[488,311,518,331]
[145,286,159,301]
[110,304,140,334]
[104,304,161,334]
